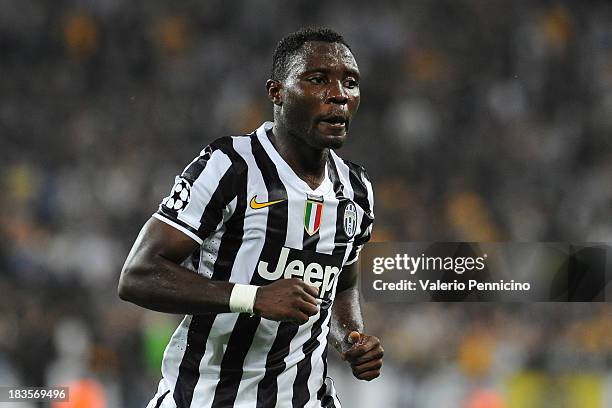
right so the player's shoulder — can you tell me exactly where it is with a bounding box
[181,133,253,183]
[329,150,374,215]
[329,150,372,186]
[205,132,252,158]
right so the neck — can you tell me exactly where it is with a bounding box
[269,121,328,190]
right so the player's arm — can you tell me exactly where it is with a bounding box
[118,217,319,323]
[330,261,383,381]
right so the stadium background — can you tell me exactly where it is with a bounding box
[1,0,611,407]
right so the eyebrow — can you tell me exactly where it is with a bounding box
[300,67,361,78]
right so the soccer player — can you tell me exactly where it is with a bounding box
[118,27,383,408]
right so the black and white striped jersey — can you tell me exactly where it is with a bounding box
[147,122,374,408]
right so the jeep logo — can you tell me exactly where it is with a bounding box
[257,247,341,299]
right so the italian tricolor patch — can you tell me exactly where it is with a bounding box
[304,196,324,236]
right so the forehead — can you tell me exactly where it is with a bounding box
[287,41,359,77]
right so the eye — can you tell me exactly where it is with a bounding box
[308,76,326,85]
[344,78,359,89]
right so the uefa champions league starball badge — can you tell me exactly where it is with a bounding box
[162,177,192,213]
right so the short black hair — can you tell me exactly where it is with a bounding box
[271,27,352,81]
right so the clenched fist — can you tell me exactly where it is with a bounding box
[341,331,383,381]
[253,278,320,324]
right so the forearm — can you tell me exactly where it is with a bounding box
[119,254,234,314]
[118,218,235,314]
[329,286,364,353]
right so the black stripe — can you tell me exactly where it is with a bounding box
[210,138,249,282]
[257,322,299,407]
[173,314,216,408]
[154,390,170,408]
[321,392,337,408]
[157,138,238,243]
[249,133,289,285]
[172,140,248,408]
[253,131,299,408]
[316,346,328,400]
[198,138,244,241]
[317,155,353,401]
[293,159,349,408]
[302,229,320,251]
[212,133,291,407]
[346,161,374,247]
[292,309,328,407]
[210,314,261,407]
[326,155,344,196]
[191,247,200,270]
[182,145,214,182]
[346,162,370,213]
[197,163,237,238]
[171,139,246,407]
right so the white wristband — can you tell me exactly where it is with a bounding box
[229,284,259,315]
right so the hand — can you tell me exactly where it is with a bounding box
[253,278,319,325]
[340,331,383,381]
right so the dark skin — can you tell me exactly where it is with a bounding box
[267,41,382,380]
[329,258,383,381]
[118,40,382,381]
[266,41,360,189]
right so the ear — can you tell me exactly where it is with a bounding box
[266,79,282,106]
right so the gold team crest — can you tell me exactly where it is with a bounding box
[304,195,324,235]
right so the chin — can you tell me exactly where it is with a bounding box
[326,137,346,149]
[313,131,347,150]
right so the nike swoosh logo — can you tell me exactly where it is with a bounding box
[249,195,286,210]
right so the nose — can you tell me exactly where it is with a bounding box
[325,80,348,105]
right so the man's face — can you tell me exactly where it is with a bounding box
[274,41,360,150]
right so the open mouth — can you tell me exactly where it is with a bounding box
[319,116,347,129]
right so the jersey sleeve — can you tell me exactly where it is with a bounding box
[153,140,239,244]
[344,165,375,266]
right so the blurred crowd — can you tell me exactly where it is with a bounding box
[1,0,611,407]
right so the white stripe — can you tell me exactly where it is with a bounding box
[306,311,333,406]
[198,216,226,278]
[308,204,317,233]
[330,152,354,201]
[153,213,203,244]
[307,270,342,407]
[275,317,317,407]
[316,196,338,255]
[182,141,254,407]
[327,377,342,408]
[230,135,288,407]
[330,153,368,237]
[156,316,193,403]
[178,149,233,231]
[255,125,308,405]
[343,246,361,265]
[286,182,305,248]
[189,314,239,408]
[363,172,375,217]
[229,136,269,284]
[234,319,281,407]
[330,153,360,264]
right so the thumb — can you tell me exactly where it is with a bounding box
[347,331,361,345]
[341,331,362,361]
